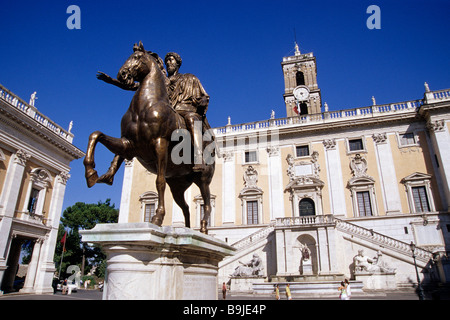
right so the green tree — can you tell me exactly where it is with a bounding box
[54,199,118,279]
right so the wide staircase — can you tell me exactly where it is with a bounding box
[220,215,434,296]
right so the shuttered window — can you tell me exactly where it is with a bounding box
[356,191,372,217]
[412,186,430,212]
[144,203,155,222]
[246,201,258,225]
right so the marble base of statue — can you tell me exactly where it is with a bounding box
[81,223,235,300]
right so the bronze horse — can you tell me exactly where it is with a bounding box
[83,42,215,234]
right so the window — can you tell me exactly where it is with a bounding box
[244,151,257,163]
[349,139,364,152]
[296,145,310,157]
[22,168,51,218]
[356,191,373,216]
[412,186,430,213]
[144,203,155,222]
[193,194,216,228]
[400,132,416,146]
[247,200,259,225]
[299,102,308,115]
[27,188,40,214]
[296,71,305,86]
[139,191,158,222]
[401,173,435,214]
[299,198,315,216]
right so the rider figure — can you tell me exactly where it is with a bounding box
[97,50,210,172]
[164,52,209,172]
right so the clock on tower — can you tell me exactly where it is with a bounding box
[281,43,322,117]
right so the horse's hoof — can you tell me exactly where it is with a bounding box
[200,221,208,234]
[151,215,163,226]
[86,170,99,188]
[98,174,114,186]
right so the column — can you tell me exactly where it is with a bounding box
[34,171,70,294]
[0,149,30,290]
[267,147,285,220]
[373,133,402,214]
[427,119,450,211]
[20,239,43,293]
[323,140,347,216]
[222,152,236,224]
[118,159,134,223]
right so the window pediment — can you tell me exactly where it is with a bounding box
[401,172,432,184]
[239,187,263,198]
[285,176,324,192]
[348,176,376,188]
[139,191,158,201]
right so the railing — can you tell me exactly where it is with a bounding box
[276,215,335,227]
[232,215,434,264]
[432,89,450,101]
[334,218,433,263]
[274,215,433,263]
[214,98,424,136]
[0,84,74,143]
[232,223,276,250]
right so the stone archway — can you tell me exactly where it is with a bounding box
[296,234,318,275]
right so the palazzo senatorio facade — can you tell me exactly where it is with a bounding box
[118,46,450,291]
[0,84,84,294]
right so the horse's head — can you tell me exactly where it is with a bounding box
[117,41,163,87]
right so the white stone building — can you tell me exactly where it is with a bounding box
[0,84,84,294]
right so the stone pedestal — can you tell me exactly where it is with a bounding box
[80,223,235,300]
[355,271,397,290]
[230,276,265,293]
[300,260,313,275]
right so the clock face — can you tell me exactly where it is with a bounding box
[293,86,310,101]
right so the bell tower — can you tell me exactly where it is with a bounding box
[281,43,322,117]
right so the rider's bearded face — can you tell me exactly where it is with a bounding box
[166,56,179,76]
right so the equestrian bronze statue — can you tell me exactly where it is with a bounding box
[83,41,215,234]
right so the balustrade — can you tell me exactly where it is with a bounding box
[0,84,73,143]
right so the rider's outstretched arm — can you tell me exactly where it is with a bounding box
[96,71,139,91]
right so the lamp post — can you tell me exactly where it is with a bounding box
[410,241,425,300]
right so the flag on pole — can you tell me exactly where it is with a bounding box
[61,231,67,244]
[59,230,68,279]
[61,231,67,252]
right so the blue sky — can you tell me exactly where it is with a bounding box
[1,0,449,212]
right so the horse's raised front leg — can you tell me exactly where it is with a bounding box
[83,131,133,188]
[97,155,125,185]
[150,138,169,226]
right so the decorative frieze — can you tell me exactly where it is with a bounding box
[350,154,368,178]
[322,139,336,150]
[372,133,387,144]
[427,120,445,132]
[13,149,31,166]
[57,171,71,185]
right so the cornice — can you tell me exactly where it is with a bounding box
[0,101,84,159]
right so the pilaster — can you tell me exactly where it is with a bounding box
[372,133,402,214]
[426,119,450,210]
[222,151,236,224]
[267,146,285,220]
[323,139,347,217]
